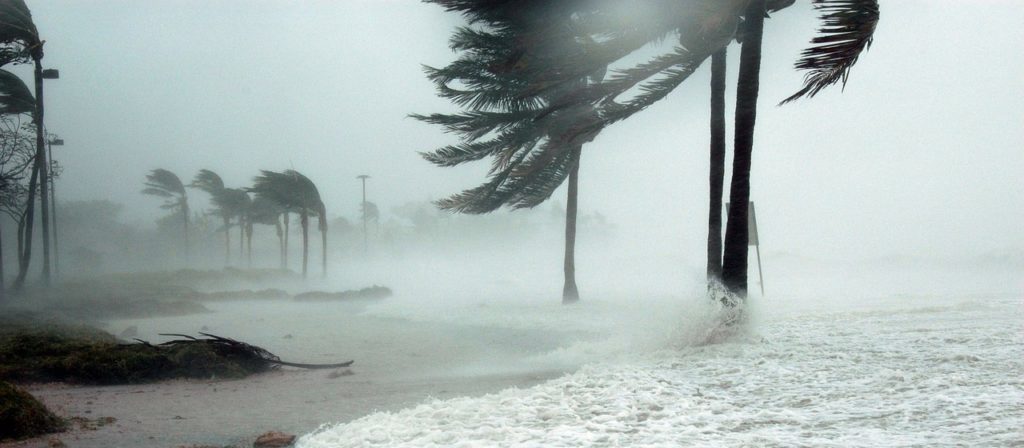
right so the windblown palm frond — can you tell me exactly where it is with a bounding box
[142,168,187,211]
[189,169,225,195]
[780,0,879,104]
[0,0,41,62]
[0,68,32,114]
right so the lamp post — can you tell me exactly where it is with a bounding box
[35,66,58,285]
[47,136,63,280]
[356,175,370,255]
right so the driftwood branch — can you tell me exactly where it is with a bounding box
[153,332,354,370]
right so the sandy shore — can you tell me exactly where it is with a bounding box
[2,299,586,448]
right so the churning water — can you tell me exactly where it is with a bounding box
[299,290,1022,447]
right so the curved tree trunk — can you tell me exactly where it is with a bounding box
[320,215,327,278]
[275,218,285,269]
[562,146,582,304]
[300,210,309,278]
[283,212,289,269]
[721,0,765,300]
[707,48,728,282]
[246,222,253,268]
[182,201,189,262]
[238,217,244,263]
[13,162,40,290]
[221,215,230,266]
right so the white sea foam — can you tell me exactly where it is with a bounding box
[299,295,1023,447]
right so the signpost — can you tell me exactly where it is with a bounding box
[726,201,764,296]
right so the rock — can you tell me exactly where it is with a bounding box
[119,325,138,338]
[254,431,296,447]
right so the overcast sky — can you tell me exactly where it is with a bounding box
[16,0,1024,264]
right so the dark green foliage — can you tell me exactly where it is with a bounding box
[781,0,880,104]
[0,380,65,441]
[0,68,33,114]
[0,321,276,385]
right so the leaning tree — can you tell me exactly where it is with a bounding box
[426,0,880,302]
[141,169,190,260]
[1,0,55,286]
[418,1,611,304]
[250,170,326,278]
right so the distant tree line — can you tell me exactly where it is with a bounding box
[142,168,327,279]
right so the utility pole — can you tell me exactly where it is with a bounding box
[357,175,370,255]
[47,136,64,280]
[35,64,59,285]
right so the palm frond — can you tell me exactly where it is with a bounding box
[0,68,33,115]
[780,0,879,104]
[0,0,41,58]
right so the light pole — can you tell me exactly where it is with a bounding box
[356,175,370,255]
[47,136,64,280]
[37,67,58,285]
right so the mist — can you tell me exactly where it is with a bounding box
[0,1,1021,447]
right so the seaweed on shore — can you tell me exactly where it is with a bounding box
[0,320,351,385]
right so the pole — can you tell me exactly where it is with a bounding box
[750,202,764,296]
[357,175,369,255]
[48,140,59,281]
[34,60,52,286]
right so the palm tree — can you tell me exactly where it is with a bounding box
[141,169,189,260]
[190,169,231,265]
[0,71,33,294]
[250,170,326,278]
[248,196,286,269]
[416,4,609,304]
[427,0,879,300]
[707,49,727,283]
[1,0,53,286]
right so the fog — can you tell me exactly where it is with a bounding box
[1,1,1022,447]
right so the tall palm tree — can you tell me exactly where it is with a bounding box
[427,0,879,300]
[1,0,53,285]
[250,170,326,278]
[0,70,32,294]
[141,169,189,260]
[190,169,231,265]
[707,49,727,283]
[416,4,609,304]
[248,196,285,269]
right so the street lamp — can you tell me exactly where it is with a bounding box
[41,69,59,79]
[356,175,370,255]
[47,136,64,280]
[33,65,59,285]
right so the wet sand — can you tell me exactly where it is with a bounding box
[3,300,583,448]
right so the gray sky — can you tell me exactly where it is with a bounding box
[18,0,1024,263]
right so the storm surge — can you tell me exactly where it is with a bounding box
[299,294,1022,447]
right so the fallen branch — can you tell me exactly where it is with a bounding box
[157,332,354,370]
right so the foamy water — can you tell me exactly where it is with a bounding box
[299,294,1023,447]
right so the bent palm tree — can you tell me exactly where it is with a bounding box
[190,169,231,265]
[248,196,286,269]
[2,0,54,285]
[250,170,326,278]
[142,169,189,260]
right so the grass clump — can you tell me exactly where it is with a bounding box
[0,317,273,385]
[0,380,66,440]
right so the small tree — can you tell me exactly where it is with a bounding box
[141,169,189,261]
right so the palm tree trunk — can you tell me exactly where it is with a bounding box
[246,223,253,268]
[319,214,327,278]
[223,216,231,266]
[300,210,309,278]
[13,162,40,290]
[0,224,6,299]
[35,60,51,286]
[707,48,728,282]
[238,218,244,262]
[182,202,189,262]
[283,212,289,269]
[721,0,765,300]
[275,218,285,269]
[562,146,582,304]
